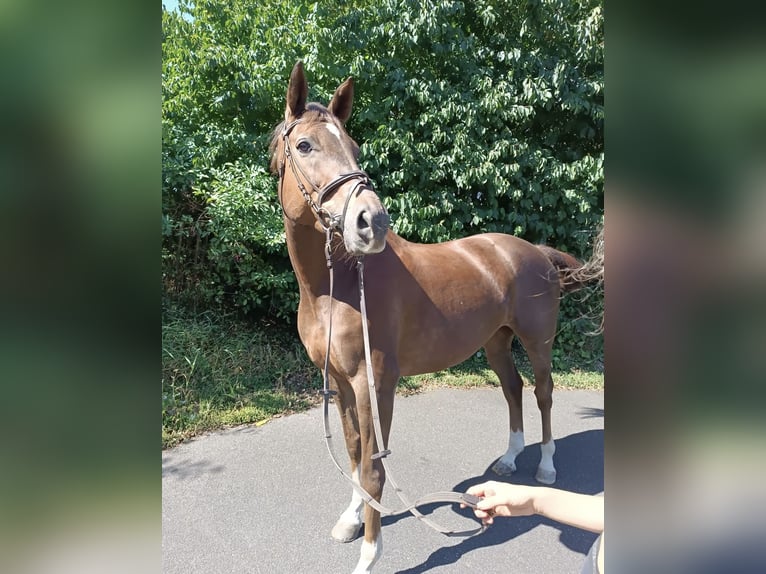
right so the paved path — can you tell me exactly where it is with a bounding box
[162,387,603,573]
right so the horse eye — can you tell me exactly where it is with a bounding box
[296,140,311,153]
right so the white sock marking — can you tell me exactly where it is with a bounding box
[339,468,364,524]
[351,534,382,574]
[539,439,556,474]
[498,430,525,466]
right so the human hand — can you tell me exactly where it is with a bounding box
[462,481,539,525]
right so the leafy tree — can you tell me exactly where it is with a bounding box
[162,0,603,363]
[162,0,319,318]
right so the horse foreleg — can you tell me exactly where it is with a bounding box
[350,377,394,574]
[351,500,382,574]
[331,378,365,543]
[332,467,365,543]
[485,329,526,476]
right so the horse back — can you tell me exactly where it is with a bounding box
[386,231,557,301]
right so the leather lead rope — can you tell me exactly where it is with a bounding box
[319,242,485,537]
[282,118,484,535]
[356,258,486,536]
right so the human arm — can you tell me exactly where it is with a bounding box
[464,480,604,534]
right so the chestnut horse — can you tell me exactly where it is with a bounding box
[270,62,583,574]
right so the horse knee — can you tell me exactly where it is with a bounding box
[534,385,553,411]
[359,462,385,499]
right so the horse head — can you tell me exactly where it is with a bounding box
[271,62,389,256]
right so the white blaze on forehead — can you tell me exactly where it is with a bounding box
[325,123,342,140]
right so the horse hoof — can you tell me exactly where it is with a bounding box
[535,467,556,484]
[491,459,517,476]
[331,520,362,543]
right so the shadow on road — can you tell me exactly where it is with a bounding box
[162,455,225,479]
[382,428,604,574]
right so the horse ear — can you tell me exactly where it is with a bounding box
[328,77,354,124]
[285,61,308,122]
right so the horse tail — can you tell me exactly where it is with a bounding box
[536,245,588,293]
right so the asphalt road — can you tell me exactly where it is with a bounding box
[162,387,603,574]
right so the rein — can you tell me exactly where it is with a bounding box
[279,117,485,537]
[319,241,486,538]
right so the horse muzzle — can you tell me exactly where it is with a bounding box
[342,189,389,255]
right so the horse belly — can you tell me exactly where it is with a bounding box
[396,310,502,376]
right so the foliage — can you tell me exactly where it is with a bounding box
[326,0,604,246]
[162,0,603,362]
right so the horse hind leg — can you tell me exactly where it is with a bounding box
[524,339,557,485]
[330,377,365,543]
[485,328,527,476]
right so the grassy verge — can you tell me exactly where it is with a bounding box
[162,312,603,449]
[399,348,604,395]
[162,311,320,448]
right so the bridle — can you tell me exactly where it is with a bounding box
[278,117,373,235]
[278,117,486,537]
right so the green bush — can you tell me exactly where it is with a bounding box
[162,0,603,362]
[326,0,604,248]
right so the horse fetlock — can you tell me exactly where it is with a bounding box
[491,457,518,476]
[333,472,364,542]
[331,514,363,543]
[535,466,557,484]
[536,439,556,484]
[492,430,524,475]
[350,535,381,574]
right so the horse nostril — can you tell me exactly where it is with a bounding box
[357,211,371,230]
[377,211,390,231]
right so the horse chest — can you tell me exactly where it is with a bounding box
[297,302,366,377]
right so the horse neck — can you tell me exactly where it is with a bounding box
[283,215,342,298]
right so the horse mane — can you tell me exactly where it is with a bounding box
[268,103,331,175]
